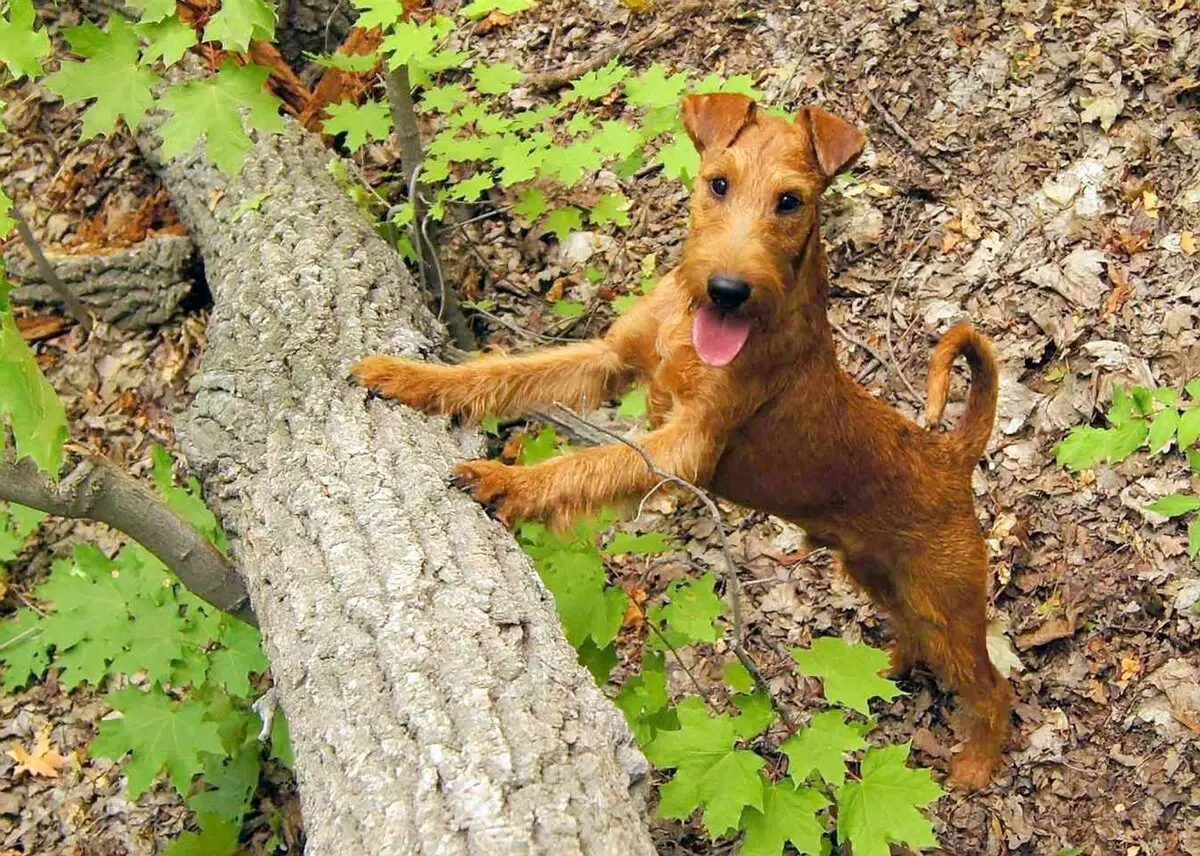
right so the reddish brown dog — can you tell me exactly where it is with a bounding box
[355,94,1013,789]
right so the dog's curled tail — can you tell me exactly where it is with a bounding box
[925,323,999,463]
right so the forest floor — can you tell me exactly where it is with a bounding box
[2,0,1199,854]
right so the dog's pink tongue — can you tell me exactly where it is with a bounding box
[692,305,752,367]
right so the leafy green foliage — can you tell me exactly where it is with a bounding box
[136,18,198,66]
[780,709,869,787]
[324,100,392,152]
[740,780,828,856]
[1057,382,1200,557]
[648,573,724,646]
[0,272,67,474]
[46,17,161,138]
[202,0,276,52]
[645,696,766,838]
[836,743,943,856]
[156,62,284,176]
[792,637,901,714]
[460,0,532,19]
[0,0,51,79]
[92,685,226,796]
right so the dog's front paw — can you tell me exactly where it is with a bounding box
[946,747,997,791]
[353,356,449,414]
[451,460,546,526]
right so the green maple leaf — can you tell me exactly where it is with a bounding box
[92,686,225,798]
[1189,516,1200,559]
[1148,408,1179,454]
[592,120,642,161]
[473,62,523,96]
[724,661,754,693]
[551,300,584,318]
[1178,406,1200,450]
[533,540,627,649]
[604,529,668,556]
[626,63,690,108]
[270,710,294,769]
[615,386,647,418]
[650,573,724,645]
[207,618,268,698]
[55,637,111,689]
[460,0,531,19]
[323,100,391,152]
[731,691,775,740]
[1145,494,1200,518]
[657,135,700,185]
[791,637,901,714]
[645,697,765,838]
[566,112,596,135]
[836,743,943,856]
[0,189,14,237]
[693,72,762,99]
[542,207,582,242]
[0,608,49,690]
[547,139,604,186]
[127,0,177,22]
[0,0,51,80]
[509,103,560,131]
[380,19,449,69]
[162,814,240,856]
[513,187,548,220]
[157,60,283,177]
[563,59,629,102]
[203,0,275,50]
[0,285,66,475]
[781,709,870,787]
[740,779,829,856]
[1055,426,1109,471]
[353,0,406,31]
[46,17,160,138]
[449,171,495,201]
[615,652,673,743]
[150,446,230,553]
[189,744,261,820]
[420,83,469,113]
[494,139,547,186]
[312,51,379,72]
[477,113,514,135]
[108,602,189,683]
[136,18,198,66]
[589,192,631,227]
[0,502,43,560]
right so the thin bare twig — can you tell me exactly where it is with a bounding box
[865,91,952,179]
[11,209,93,331]
[0,454,252,622]
[883,233,930,404]
[524,1,704,93]
[550,404,799,734]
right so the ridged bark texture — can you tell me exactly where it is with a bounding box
[138,121,654,856]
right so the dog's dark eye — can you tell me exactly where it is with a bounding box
[709,177,729,198]
[777,193,801,214]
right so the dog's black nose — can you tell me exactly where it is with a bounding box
[707,275,751,311]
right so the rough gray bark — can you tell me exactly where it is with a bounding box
[5,235,194,328]
[136,121,655,856]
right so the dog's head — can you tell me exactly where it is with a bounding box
[676,93,864,366]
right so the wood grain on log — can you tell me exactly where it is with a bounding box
[137,122,654,855]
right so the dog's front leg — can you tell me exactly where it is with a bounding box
[354,289,663,423]
[451,414,723,529]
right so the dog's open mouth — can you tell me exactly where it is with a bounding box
[692,305,752,367]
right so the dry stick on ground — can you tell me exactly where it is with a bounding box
[882,232,930,406]
[865,91,952,180]
[384,64,476,351]
[524,0,706,93]
[550,404,800,735]
[0,454,251,620]
[10,209,94,331]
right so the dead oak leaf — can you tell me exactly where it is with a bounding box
[7,728,68,779]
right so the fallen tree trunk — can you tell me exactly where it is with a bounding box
[137,122,654,855]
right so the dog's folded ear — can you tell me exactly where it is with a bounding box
[798,106,866,180]
[681,93,757,154]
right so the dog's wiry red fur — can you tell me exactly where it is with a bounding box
[354,94,1013,789]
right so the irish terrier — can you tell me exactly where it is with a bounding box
[354,93,1013,789]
